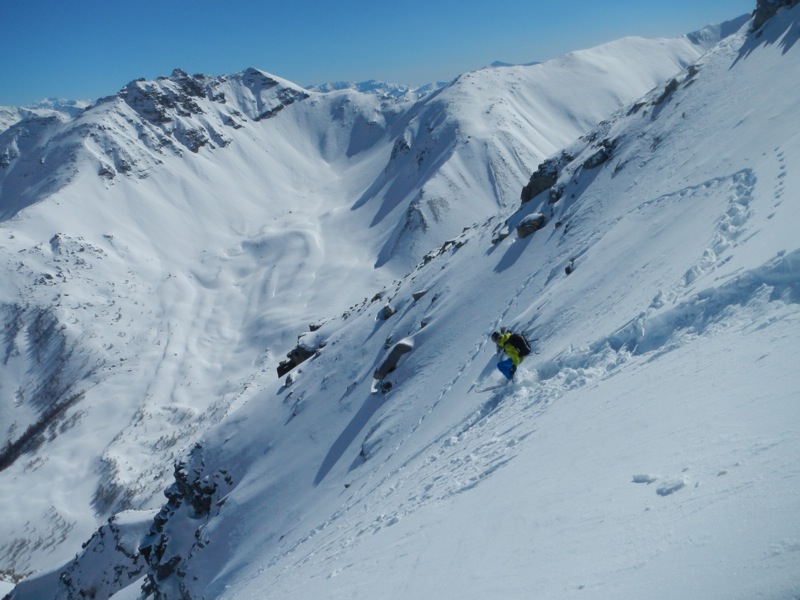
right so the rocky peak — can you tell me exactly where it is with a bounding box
[238,67,311,121]
[241,67,280,91]
[118,70,212,125]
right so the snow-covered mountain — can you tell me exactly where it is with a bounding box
[4,3,800,598]
[0,99,91,134]
[305,79,448,101]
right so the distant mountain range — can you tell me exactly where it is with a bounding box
[305,79,449,100]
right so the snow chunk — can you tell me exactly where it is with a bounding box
[632,474,658,484]
[656,477,688,496]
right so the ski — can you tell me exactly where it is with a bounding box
[475,381,510,393]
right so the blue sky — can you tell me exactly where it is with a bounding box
[1,0,754,106]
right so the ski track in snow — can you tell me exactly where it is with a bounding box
[264,147,796,573]
[664,169,757,293]
[769,146,787,213]
[260,243,800,582]
[47,130,794,600]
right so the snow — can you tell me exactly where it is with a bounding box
[3,6,800,599]
[0,99,90,134]
[305,79,448,101]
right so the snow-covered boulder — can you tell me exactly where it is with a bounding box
[516,213,546,238]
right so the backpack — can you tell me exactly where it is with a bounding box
[507,333,531,357]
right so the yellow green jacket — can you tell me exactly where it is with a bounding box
[496,332,523,366]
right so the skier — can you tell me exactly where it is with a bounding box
[491,328,531,380]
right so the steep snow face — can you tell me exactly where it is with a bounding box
[9,7,798,599]
[356,29,735,267]
[0,100,90,134]
[0,36,721,583]
[0,68,317,220]
[0,38,700,574]
[4,11,795,598]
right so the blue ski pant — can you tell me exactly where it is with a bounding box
[497,358,516,380]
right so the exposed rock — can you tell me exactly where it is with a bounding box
[582,138,617,169]
[138,444,234,599]
[516,213,546,238]
[417,236,466,268]
[520,151,573,204]
[652,78,680,106]
[492,225,510,244]
[254,88,311,121]
[373,338,414,381]
[119,76,205,125]
[277,334,326,378]
[179,128,210,153]
[390,136,411,161]
[8,510,154,600]
[379,304,396,320]
[753,0,800,30]
[98,162,116,179]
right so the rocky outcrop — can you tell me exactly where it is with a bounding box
[417,234,468,268]
[116,68,306,126]
[373,338,414,382]
[520,151,573,204]
[753,0,800,30]
[138,445,234,599]
[582,138,617,169]
[8,446,236,600]
[118,69,208,125]
[253,87,310,120]
[62,513,150,599]
[516,213,546,238]
[6,511,153,600]
[277,331,327,379]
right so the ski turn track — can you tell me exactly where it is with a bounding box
[254,246,800,586]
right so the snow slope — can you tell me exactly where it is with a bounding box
[187,10,800,598]
[360,29,731,267]
[0,25,731,588]
[305,79,448,100]
[0,99,90,134]
[5,5,800,599]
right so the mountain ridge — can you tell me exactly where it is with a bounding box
[0,31,722,582]
[3,5,799,598]
[119,8,800,594]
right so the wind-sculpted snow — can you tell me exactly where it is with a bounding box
[539,249,800,377]
[361,32,723,267]
[331,247,800,536]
